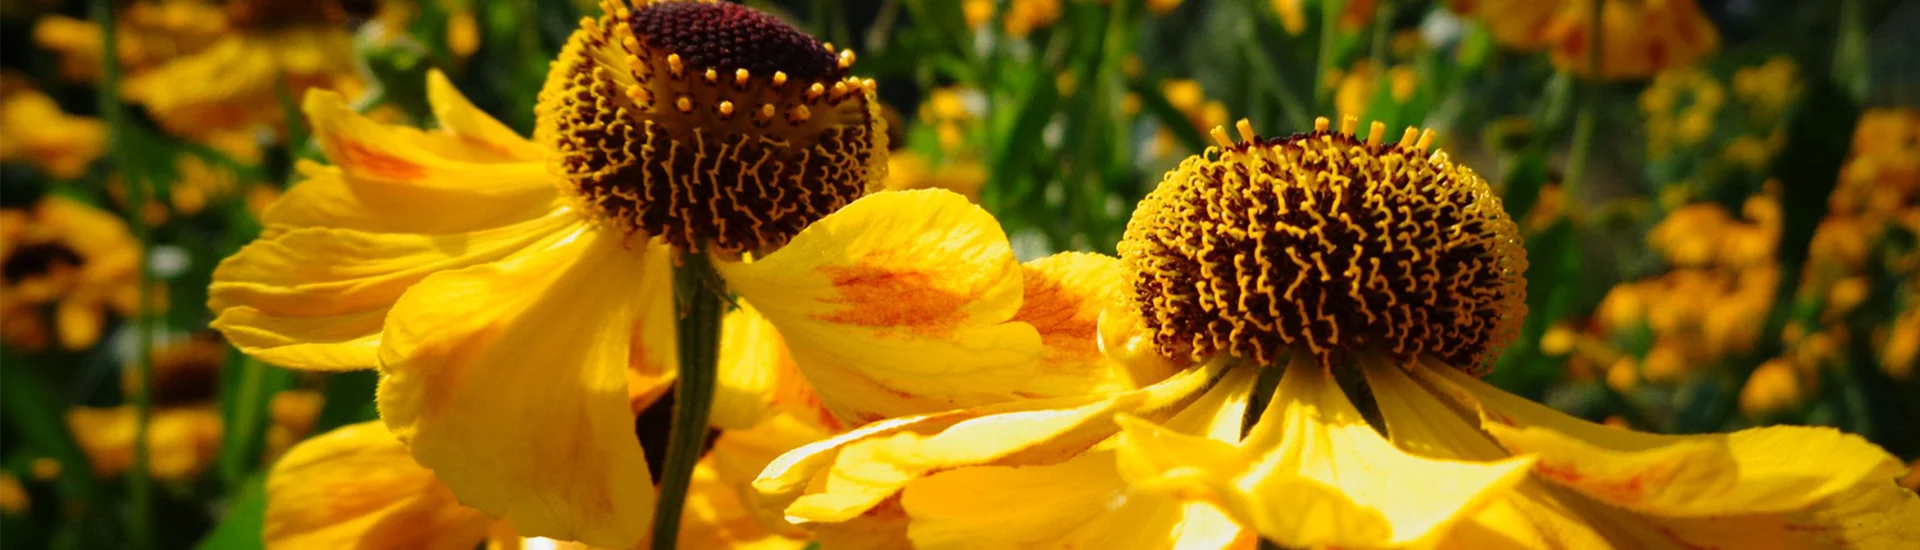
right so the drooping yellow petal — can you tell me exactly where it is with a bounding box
[713,303,786,430]
[1420,363,1907,516]
[904,367,1254,550]
[259,86,560,236]
[755,360,1228,527]
[376,229,657,548]
[1364,359,1622,549]
[208,209,580,370]
[209,88,578,371]
[264,422,496,550]
[1118,362,1534,549]
[720,190,1045,424]
[1414,362,1920,548]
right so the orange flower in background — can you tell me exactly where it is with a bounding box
[0,83,108,180]
[121,0,365,140]
[0,197,145,350]
[1455,0,1719,79]
[31,0,229,83]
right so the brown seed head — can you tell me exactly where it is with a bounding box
[537,0,887,254]
[1117,117,1527,373]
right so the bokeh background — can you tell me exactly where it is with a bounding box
[1,0,1917,548]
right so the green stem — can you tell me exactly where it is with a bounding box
[650,253,725,550]
[1368,0,1393,64]
[1313,0,1345,107]
[91,1,155,547]
[1561,0,1605,197]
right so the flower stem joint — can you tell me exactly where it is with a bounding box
[1118,116,1528,374]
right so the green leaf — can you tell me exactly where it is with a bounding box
[194,476,265,550]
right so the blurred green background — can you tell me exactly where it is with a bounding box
[1,0,1917,547]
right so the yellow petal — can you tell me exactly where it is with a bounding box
[906,368,1255,550]
[1012,252,1133,391]
[263,160,560,237]
[264,422,495,550]
[300,90,558,206]
[721,190,1042,424]
[54,295,102,350]
[756,360,1228,526]
[423,70,545,162]
[1119,362,1533,549]
[376,229,656,548]
[712,302,785,430]
[1365,359,1619,549]
[208,210,580,370]
[1419,363,1908,516]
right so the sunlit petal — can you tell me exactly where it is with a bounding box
[377,229,656,548]
[264,422,495,550]
[721,190,1045,424]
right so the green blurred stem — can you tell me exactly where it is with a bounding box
[1561,0,1605,197]
[1313,0,1345,106]
[650,253,724,550]
[91,0,155,547]
[1369,0,1394,63]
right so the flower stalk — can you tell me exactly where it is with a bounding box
[90,0,156,547]
[651,252,726,549]
[1562,0,1606,196]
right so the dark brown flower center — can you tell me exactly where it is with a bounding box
[2,241,83,283]
[539,0,887,254]
[1118,117,1528,373]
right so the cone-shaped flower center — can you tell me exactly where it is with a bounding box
[539,0,887,254]
[1118,117,1527,372]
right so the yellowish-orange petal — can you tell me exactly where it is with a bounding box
[755,360,1229,526]
[903,367,1255,550]
[721,190,1044,425]
[376,229,656,548]
[208,210,580,370]
[1012,252,1133,391]
[1420,363,1907,517]
[264,421,496,550]
[423,70,544,162]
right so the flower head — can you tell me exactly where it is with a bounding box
[1118,116,1526,371]
[0,197,143,350]
[0,84,108,180]
[539,0,885,254]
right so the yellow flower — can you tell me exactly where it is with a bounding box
[121,0,365,140]
[0,473,25,516]
[1732,56,1799,122]
[1884,307,1919,380]
[1153,79,1229,157]
[67,405,222,481]
[0,85,108,179]
[886,152,987,203]
[0,197,143,350]
[1739,358,1805,418]
[31,0,229,84]
[1004,0,1063,37]
[1332,61,1418,122]
[757,118,1920,548]
[264,419,819,549]
[1460,0,1719,79]
[210,2,1124,546]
